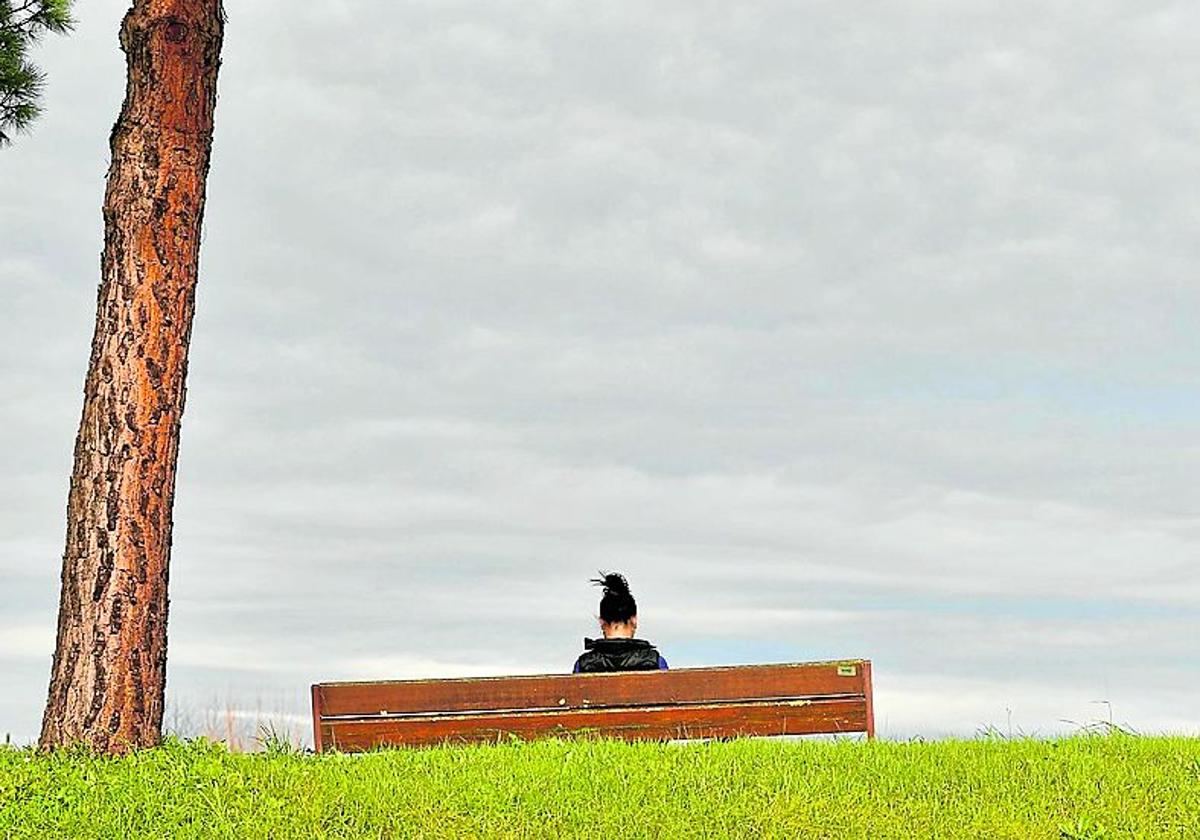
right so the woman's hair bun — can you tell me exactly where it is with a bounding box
[592,571,631,597]
[592,571,637,623]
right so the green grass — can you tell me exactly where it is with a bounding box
[2,735,1198,838]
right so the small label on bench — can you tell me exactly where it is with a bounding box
[837,665,857,677]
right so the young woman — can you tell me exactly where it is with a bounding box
[573,572,668,673]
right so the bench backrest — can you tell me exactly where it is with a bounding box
[312,659,874,751]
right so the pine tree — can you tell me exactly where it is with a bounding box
[0,0,73,145]
[40,0,225,752]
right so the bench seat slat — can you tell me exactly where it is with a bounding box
[319,691,868,721]
[321,696,869,750]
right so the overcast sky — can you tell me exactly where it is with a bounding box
[2,0,1198,744]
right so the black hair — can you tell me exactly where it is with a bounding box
[592,571,637,624]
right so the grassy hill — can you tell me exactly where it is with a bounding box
[2,734,1198,838]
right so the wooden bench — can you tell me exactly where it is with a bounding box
[311,659,874,751]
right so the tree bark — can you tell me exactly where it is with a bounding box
[40,0,224,753]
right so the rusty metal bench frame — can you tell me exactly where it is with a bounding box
[312,659,874,751]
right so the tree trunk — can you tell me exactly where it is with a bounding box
[40,0,224,753]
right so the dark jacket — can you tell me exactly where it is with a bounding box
[573,637,667,673]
